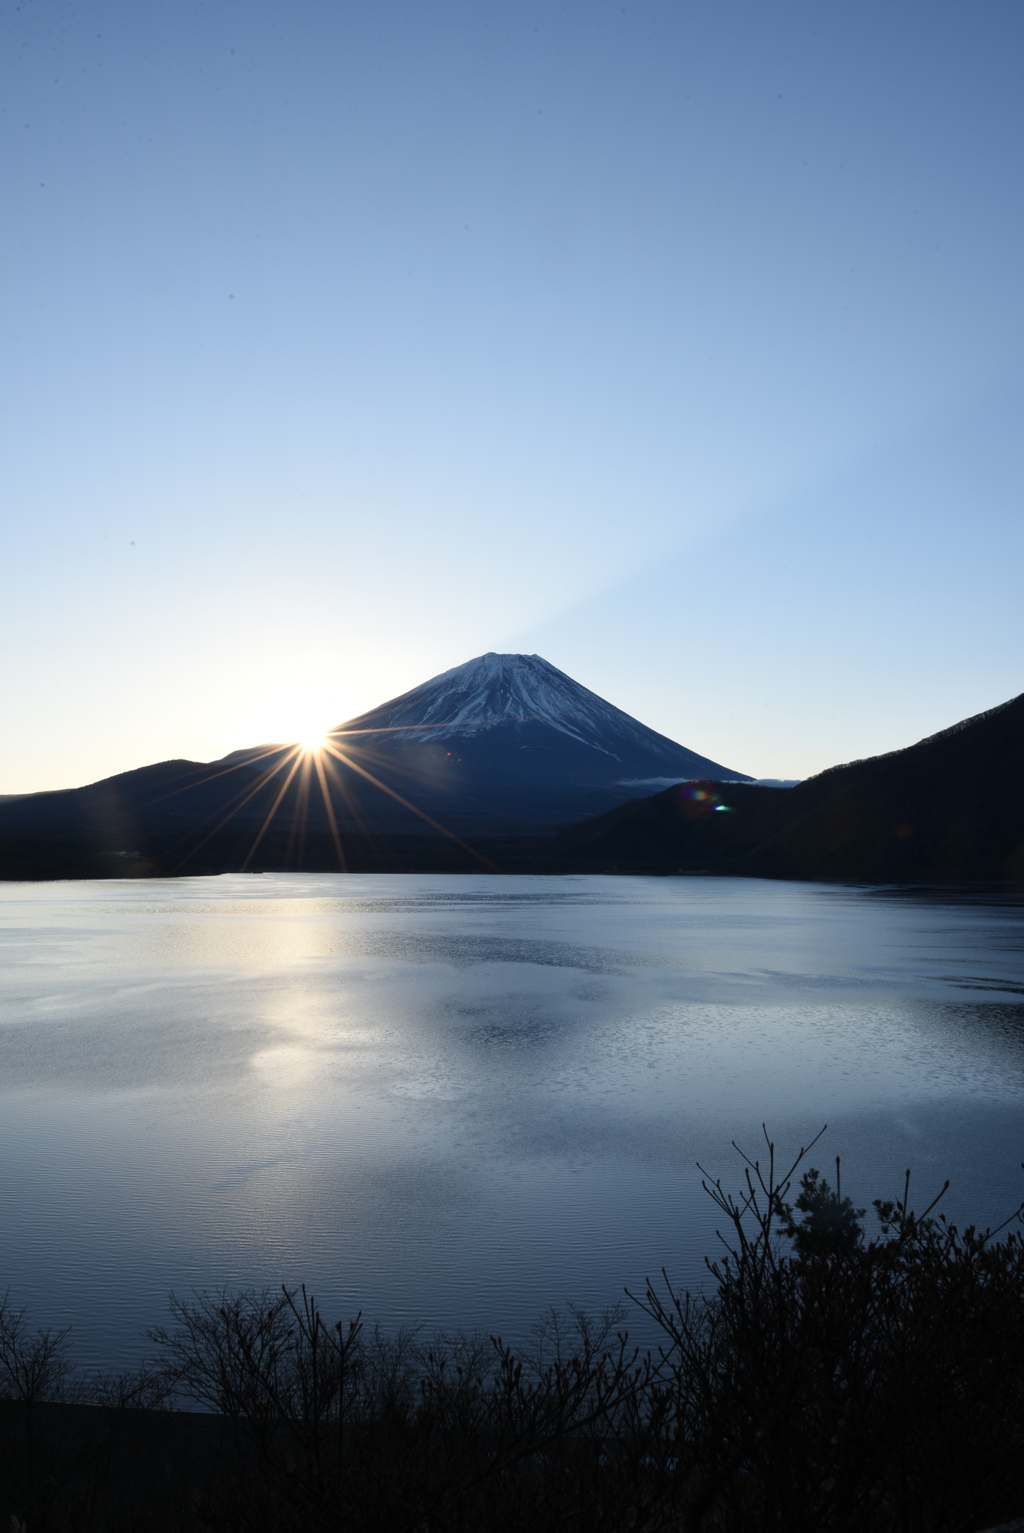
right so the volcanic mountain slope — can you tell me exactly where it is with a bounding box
[319,652,749,829]
[554,690,1024,884]
[0,653,747,876]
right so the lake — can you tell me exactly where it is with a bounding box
[1,872,1023,1368]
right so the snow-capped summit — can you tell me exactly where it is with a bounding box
[324,653,749,830]
[339,652,617,742]
[336,652,734,765]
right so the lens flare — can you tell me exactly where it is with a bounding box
[678,782,734,819]
[148,721,498,877]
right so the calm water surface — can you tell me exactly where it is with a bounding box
[1,873,1023,1367]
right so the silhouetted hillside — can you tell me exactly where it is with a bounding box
[554,692,1024,884]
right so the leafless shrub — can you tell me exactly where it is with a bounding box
[632,1127,1024,1533]
[0,1291,72,1407]
[147,1287,655,1531]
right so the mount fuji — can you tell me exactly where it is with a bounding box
[310,652,749,831]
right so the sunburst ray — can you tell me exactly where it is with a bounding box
[170,746,302,872]
[144,743,293,809]
[312,751,347,871]
[240,750,307,870]
[321,740,499,871]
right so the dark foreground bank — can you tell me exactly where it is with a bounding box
[3,1137,1024,1533]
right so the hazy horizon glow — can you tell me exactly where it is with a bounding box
[3,1,1023,793]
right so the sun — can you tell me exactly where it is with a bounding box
[299,731,330,755]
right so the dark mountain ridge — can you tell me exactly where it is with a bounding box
[554,690,1024,885]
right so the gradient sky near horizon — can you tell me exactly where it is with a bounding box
[3,0,1023,793]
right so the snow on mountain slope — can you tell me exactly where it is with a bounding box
[334,653,749,783]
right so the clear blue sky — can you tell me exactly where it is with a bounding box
[3,0,1022,791]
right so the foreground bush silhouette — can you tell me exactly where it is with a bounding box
[146,1287,654,1532]
[633,1129,1024,1532]
[2,1130,1024,1531]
